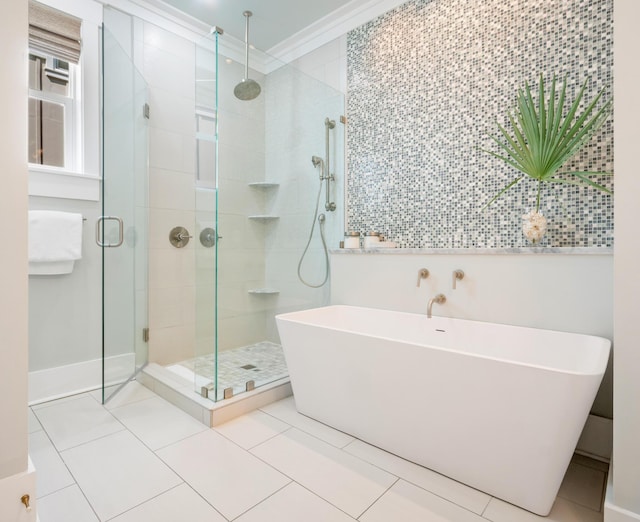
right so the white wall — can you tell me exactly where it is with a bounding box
[0,0,28,479]
[608,0,640,519]
[331,251,613,418]
[0,0,37,519]
[27,0,103,401]
[288,36,347,94]
[28,198,102,372]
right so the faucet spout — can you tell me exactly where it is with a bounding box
[427,293,446,318]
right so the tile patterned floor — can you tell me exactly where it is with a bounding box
[170,341,289,400]
[30,381,607,522]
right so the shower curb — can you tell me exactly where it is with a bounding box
[138,363,292,427]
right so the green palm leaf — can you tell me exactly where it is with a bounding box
[480,75,612,210]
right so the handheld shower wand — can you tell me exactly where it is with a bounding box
[311,155,323,173]
[297,156,330,288]
[297,117,338,288]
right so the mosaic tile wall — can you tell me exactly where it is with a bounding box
[346,0,613,248]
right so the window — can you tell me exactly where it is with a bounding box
[28,0,82,172]
[28,52,78,168]
[196,108,217,187]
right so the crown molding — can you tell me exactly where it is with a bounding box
[99,0,275,73]
[100,0,406,73]
[266,0,408,63]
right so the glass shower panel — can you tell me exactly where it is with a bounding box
[193,31,219,398]
[101,26,149,403]
[212,45,345,400]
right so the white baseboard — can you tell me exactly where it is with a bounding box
[606,505,640,522]
[0,457,37,522]
[605,470,640,522]
[28,353,135,405]
[577,414,612,461]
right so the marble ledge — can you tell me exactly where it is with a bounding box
[330,247,613,255]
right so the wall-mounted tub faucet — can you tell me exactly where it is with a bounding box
[417,268,429,287]
[452,269,465,289]
[427,294,446,318]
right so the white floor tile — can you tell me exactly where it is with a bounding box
[344,439,491,514]
[90,381,156,410]
[558,461,606,511]
[157,429,290,520]
[109,484,226,522]
[260,397,355,448]
[29,387,608,522]
[214,409,290,449]
[37,485,98,522]
[28,409,42,433]
[235,482,356,522]
[29,431,74,498]
[34,395,125,451]
[110,396,207,450]
[483,496,603,522]
[360,479,486,522]
[251,428,397,518]
[61,430,182,521]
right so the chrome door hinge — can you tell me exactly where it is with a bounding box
[143,103,150,119]
[142,328,149,343]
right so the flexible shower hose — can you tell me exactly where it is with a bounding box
[297,179,330,288]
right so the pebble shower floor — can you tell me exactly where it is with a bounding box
[169,341,289,400]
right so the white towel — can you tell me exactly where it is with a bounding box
[28,210,83,275]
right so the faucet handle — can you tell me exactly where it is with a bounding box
[417,268,429,287]
[452,269,464,289]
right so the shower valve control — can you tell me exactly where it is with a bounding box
[200,228,216,248]
[169,226,193,248]
[417,268,430,287]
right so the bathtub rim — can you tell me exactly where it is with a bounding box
[276,304,611,377]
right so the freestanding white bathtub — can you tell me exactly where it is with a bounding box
[276,305,610,516]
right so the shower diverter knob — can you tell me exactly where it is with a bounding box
[169,226,192,248]
[199,227,216,248]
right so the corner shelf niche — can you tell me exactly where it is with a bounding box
[248,215,279,222]
[247,288,280,295]
[248,182,280,189]
[247,181,280,294]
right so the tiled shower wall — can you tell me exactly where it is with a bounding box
[263,62,345,343]
[346,0,613,248]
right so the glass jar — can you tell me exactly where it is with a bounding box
[363,231,380,249]
[344,231,361,249]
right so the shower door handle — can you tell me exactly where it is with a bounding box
[96,216,124,247]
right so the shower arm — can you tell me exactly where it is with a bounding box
[324,117,336,212]
[243,11,250,80]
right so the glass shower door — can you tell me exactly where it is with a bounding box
[100,26,149,403]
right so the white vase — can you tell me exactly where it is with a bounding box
[522,210,547,244]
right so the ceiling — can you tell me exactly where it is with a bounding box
[158,0,355,51]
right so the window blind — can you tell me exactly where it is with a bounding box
[29,0,81,64]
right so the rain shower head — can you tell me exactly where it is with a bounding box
[234,11,261,101]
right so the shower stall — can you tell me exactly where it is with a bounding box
[181,28,344,402]
[101,8,344,407]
